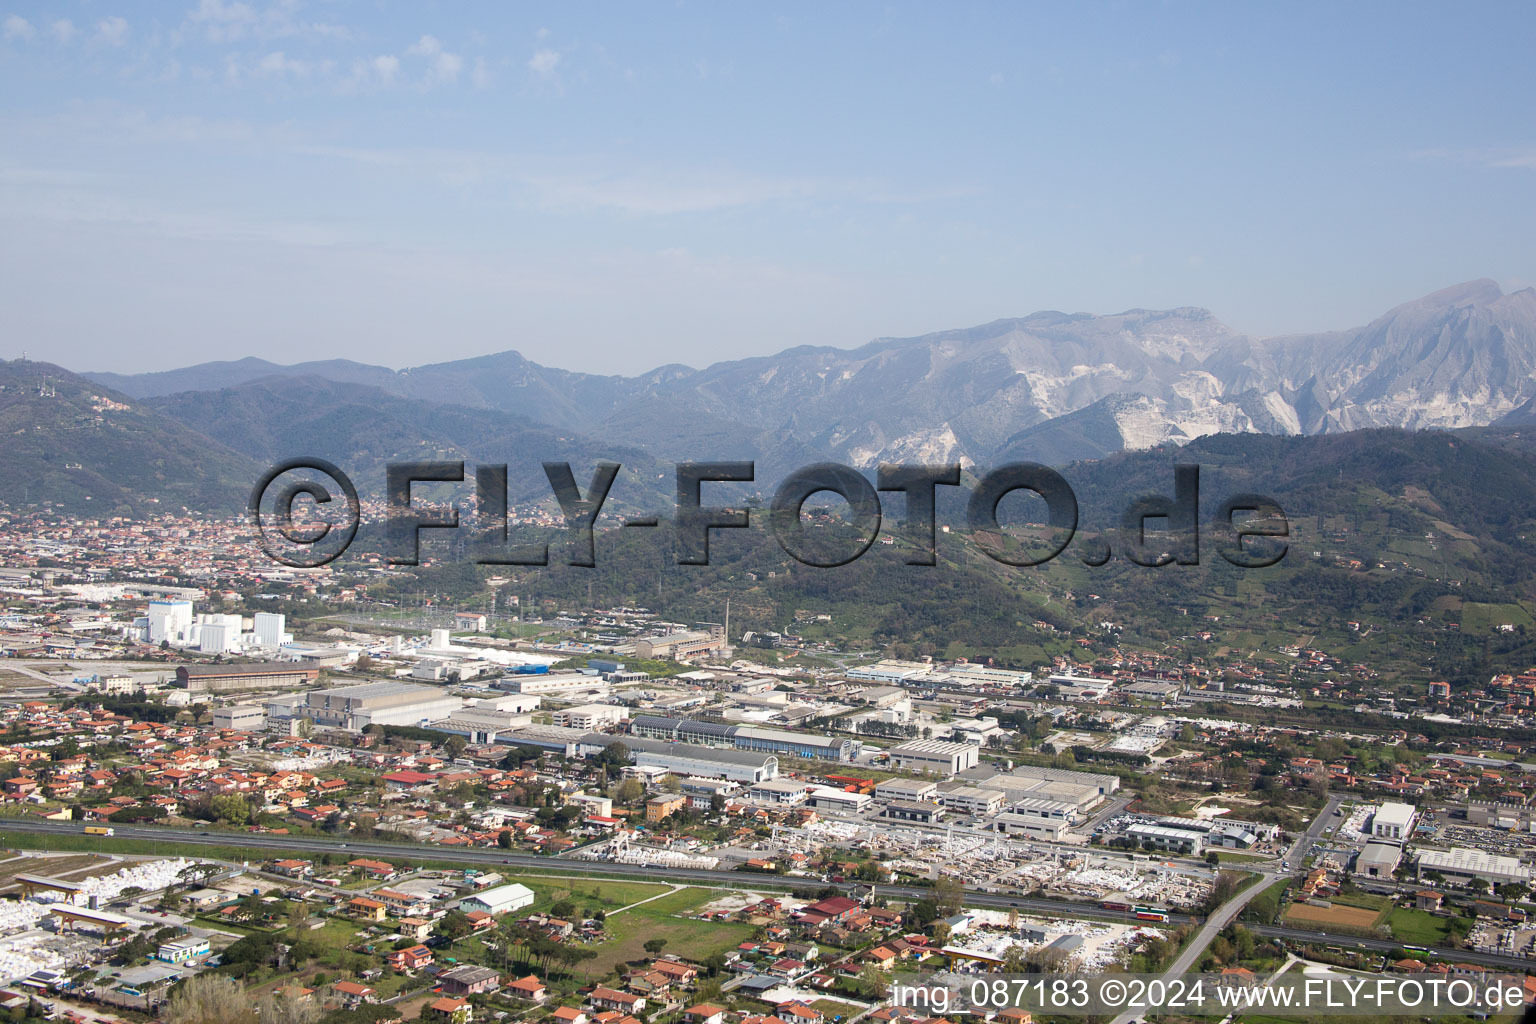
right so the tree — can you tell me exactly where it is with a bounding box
[858,963,889,998]
[497,829,513,849]
[210,793,251,825]
[436,910,473,941]
[643,938,668,955]
[168,975,258,1024]
[933,876,965,917]
[593,742,633,780]
[613,777,645,806]
[443,735,468,759]
[257,991,318,1024]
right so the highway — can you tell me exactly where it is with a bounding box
[0,819,1193,925]
[8,819,1531,974]
[1249,923,1536,972]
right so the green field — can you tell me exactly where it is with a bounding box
[1459,601,1535,634]
[1385,907,1452,946]
[520,877,674,914]
[584,887,754,976]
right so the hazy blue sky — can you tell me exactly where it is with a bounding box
[1,1,1533,375]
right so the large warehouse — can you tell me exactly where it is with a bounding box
[1416,847,1534,887]
[952,765,1120,814]
[302,681,462,731]
[587,735,779,783]
[887,739,981,776]
[178,663,319,693]
[627,715,855,762]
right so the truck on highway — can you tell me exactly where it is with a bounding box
[83,825,115,836]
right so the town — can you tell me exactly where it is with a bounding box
[1,506,1536,1024]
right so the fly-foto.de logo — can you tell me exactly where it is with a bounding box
[249,459,1287,570]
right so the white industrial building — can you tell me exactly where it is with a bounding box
[303,681,462,731]
[749,779,810,805]
[939,785,1007,816]
[596,736,780,783]
[1126,822,1205,854]
[874,778,938,802]
[1009,797,1081,825]
[1416,847,1534,887]
[994,813,1068,841]
[459,883,534,916]
[195,614,244,653]
[552,704,628,730]
[504,673,611,696]
[146,600,194,643]
[1372,801,1417,840]
[844,660,932,684]
[212,704,266,733]
[253,612,289,649]
[888,739,981,776]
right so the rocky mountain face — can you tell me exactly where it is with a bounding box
[85,279,1536,471]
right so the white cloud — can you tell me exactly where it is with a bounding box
[372,54,399,82]
[528,48,560,78]
[94,16,129,47]
[408,34,462,83]
[3,14,34,41]
[472,57,492,90]
[188,0,254,42]
[185,0,347,44]
[257,50,309,78]
[50,19,76,44]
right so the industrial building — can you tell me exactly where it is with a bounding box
[1125,822,1204,854]
[211,704,265,733]
[178,663,320,693]
[874,778,938,802]
[459,883,534,916]
[953,765,1118,814]
[634,626,725,660]
[749,779,810,805]
[552,704,628,730]
[502,673,611,696]
[887,739,980,776]
[588,735,779,783]
[1372,801,1417,840]
[499,725,590,757]
[302,681,462,731]
[994,814,1068,841]
[627,715,855,762]
[882,800,945,824]
[938,785,1007,816]
[806,786,872,813]
[1415,847,1534,887]
[1356,841,1403,879]
[1008,797,1081,825]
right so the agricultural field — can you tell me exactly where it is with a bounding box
[583,886,755,977]
[1282,901,1383,931]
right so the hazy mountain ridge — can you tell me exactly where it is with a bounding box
[83,279,1536,468]
[0,360,258,513]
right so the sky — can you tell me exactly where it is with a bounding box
[1,1,1534,376]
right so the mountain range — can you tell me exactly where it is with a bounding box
[5,278,1536,515]
[81,279,1536,477]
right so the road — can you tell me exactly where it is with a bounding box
[1283,792,1344,867]
[0,819,1195,925]
[11,818,1532,975]
[1249,923,1536,971]
[1107,873,1281,1024]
